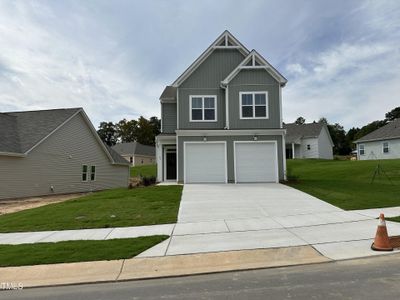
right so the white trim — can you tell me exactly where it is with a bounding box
[183,141,228,184]
[176,87,180,130]
[176,129,286,136]
[278,85,283,128]
[292,143,295,159]
[233,140,279,183]
[239,91,269,119]
[0,152,26,157]
[172,31,249,87]
[359,144,365,157]
[221,50,287,87]
[189,95,217,122]
[176,135,179,182]
[163,146,177,182]
[160,103,164,132]
[282,134,287,180]
[225,86,229,129]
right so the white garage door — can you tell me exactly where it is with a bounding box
[185,142,227,183]
[235,142,278,183]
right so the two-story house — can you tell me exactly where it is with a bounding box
[156,31,287,184]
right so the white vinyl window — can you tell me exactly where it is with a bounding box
[190,95,217,122]
[82,165,88,181]
[359,144,365,155]
[383,142,389,154]
[240,92,268,119]
[307,144,311,150]
[90,166,96,181]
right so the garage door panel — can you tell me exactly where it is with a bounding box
[235,142,277,183]
[185,143,226,183]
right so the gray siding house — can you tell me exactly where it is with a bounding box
[284,122,334,159]
[112,142,156,166]
[0,108,130,200]
[355,118,400,160]
[156,31,288,183]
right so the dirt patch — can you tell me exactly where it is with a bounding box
[0,193,87,215]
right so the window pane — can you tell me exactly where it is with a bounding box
[192,97,202,109]
[255,93,266,105]
[255,105,266,117]
[91,166,96,181]
[192,109,202,120]
[241,94,253,106]
[82,165,87,172]
[204,97,215,108]
[82,173,87,181]
[91,166,96,173]
[242,106,253,118]
[204,109,215,120]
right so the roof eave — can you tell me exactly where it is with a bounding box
[0,152,26,157]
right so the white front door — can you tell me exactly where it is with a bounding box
[184,142,227,183]
[234,141,278,183]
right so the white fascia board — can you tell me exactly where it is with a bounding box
[176,129,286,137]
[0,152,26,157]
[172,31,249,87]
[156,135,177,144]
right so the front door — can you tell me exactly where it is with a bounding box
[165,150,177,180]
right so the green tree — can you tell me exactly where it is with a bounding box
[295,116,306,125]
[97,122,118,146]
[116,119,138,142]
[385,107,400,121]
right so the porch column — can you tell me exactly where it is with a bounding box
[292,143,295,159]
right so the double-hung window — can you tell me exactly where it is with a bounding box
[383,142,389,154]
[90,166,96,181]
[190,96,217,121]
[240,92,268,119]
[359,144,365,155]
[82,165,88,181]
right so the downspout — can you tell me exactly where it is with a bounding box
[221,83,229,129]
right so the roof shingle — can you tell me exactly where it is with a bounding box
[355,118,400,143]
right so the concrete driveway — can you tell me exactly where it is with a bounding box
[139,184,400,260]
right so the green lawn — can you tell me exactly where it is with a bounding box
[286,159,400,210]
[130,165,157,177]
[0,185,182,233]
[0,236,168,267]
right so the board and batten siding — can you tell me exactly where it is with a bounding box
[177,135,284,183]
[161,103,177,133]
[358,139,400,160]
[0,113,129,200]
[228,69,280,129]
[178,49,245,130]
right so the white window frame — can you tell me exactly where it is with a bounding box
[90,165,96,181]
[382,142,389,154]
[359,144,365,156]
[189,95,217,122]
[82,165,88,182]
[239,91,269,119]
[306,144,311,150]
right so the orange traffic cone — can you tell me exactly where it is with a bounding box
[371,213,393,251]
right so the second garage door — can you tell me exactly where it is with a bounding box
[235,142,278,183]
[184,142,227,183]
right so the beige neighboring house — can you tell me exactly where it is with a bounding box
[0,108,130,200]
[112,142,156,166]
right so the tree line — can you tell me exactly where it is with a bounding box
[293,106,400,155]
[97,116,160,146]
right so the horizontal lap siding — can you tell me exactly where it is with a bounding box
[358,139,400,160]
[178,49,245,130]
[177,135,284,183]
[228,69,280,129]
[0,113,129,200]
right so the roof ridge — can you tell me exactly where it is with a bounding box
[5,107,82,114]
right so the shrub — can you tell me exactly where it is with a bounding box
[142,176,156,186]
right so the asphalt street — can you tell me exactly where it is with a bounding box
[2,254,400,300]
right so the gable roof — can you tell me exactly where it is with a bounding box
[0,108,129,165]
[112,142,155,157]
[171,30,250,87]
[159,86,177,102]
[284,122,329,144]
[221,50,287,87]
[354,118,400,143]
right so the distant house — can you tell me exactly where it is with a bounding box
[112,142,156,166]
[0,108,130,200]
[354,118,400,160]
[284,122,334,159]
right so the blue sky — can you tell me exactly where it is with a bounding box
[0,0,399,129]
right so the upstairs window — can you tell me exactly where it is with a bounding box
[190,96,217,122]
[383,142,389,153]
[307,144,311,150]
[240,92,268,119]
[359,144,365,155]
[82,165,88,181]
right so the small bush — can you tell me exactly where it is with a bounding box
[142,176,156,186]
